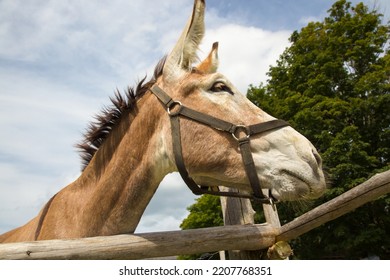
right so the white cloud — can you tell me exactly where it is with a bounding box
[137,213,188,233]
[137,173,195,233]
[200,24,290,92]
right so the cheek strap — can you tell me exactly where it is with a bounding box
[151,84,289,204]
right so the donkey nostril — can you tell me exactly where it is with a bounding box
[312,149,322,167]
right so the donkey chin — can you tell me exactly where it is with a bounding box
[266,171,327,202]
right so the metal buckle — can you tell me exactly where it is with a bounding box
[231,125,250,141]
[167,101,183,116]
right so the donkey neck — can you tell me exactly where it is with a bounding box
[71,92,172,236]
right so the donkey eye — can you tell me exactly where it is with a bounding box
[209,82,233,95]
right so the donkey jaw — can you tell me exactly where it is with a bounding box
[191,174,325,202]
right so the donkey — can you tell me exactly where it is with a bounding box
[0,0,326,243]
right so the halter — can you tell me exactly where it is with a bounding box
[151,85,290,204]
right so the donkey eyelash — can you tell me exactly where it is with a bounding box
[209,82,234,95]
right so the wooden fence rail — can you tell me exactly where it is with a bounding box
[0,170,389,260]
[0,224,277,260]
[277,170,390,241]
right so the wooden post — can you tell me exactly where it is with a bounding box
[220,188,282,259]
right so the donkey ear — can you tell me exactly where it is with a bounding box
[163,0,205,81]
[197,42,219,74]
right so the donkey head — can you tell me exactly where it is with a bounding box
[155,0,326,201]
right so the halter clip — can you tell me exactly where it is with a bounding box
[232,125,250,141]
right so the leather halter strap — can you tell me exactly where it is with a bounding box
[151,85,289,204]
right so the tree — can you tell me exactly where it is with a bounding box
[178,195,223,259]
[248,0,389,259]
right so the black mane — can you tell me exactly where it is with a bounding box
[76,57,166,171]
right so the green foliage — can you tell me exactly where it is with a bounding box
[180,195,224,230]
[178,195,223,260]
[248,0,390,259]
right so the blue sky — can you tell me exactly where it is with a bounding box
[0,0,388,235]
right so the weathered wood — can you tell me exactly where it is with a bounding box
[262,202,281,228]
[220,188,256,225]
[220,187,283,260]
[0,224,277,260]
[262,193,293,260]
[1,171,387,260]
[277,170,390,241]
[220,187,263,259]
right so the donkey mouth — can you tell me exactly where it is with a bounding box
[270,169,313,201]
[281,169,311,186]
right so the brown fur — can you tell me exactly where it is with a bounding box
[0,80,168,242]
[77,57,166,172]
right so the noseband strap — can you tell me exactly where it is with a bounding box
[151,85,289,204]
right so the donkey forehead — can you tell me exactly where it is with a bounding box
[173,72,266,122]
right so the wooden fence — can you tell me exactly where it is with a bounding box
[0,170,389,260]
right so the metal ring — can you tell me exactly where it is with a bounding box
[232,125,250,141]
[167,101,183,116]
